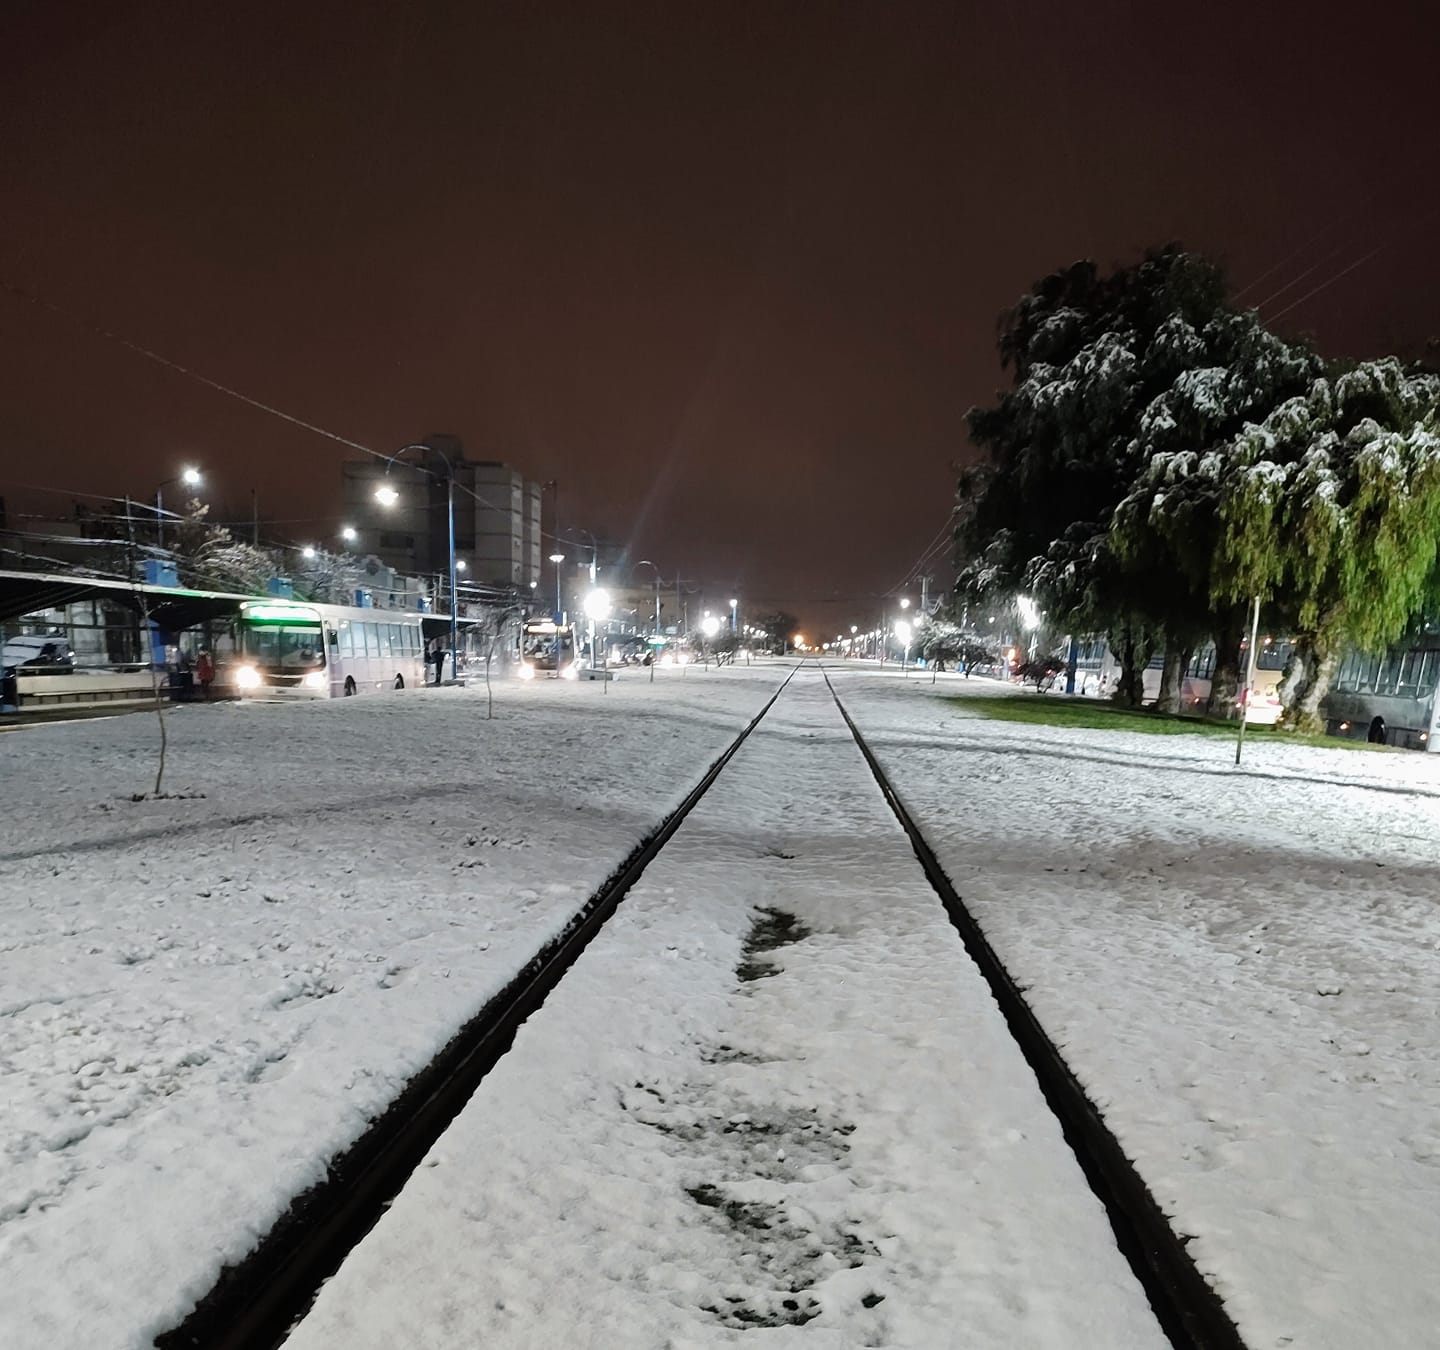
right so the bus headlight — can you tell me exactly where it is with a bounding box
[235,665,262,689]
[303,670,326,690]
[561,663,579,680]
[518,663,535,680]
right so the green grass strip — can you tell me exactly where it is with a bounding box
[954,692,1382,749]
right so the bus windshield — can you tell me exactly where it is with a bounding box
[244,623,325,672]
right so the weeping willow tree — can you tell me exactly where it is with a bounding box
[1109,313,1319,715]
[957,248,1232,705]
[962,246,1321,710]
[1213,359,1440,732]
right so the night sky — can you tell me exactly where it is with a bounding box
[2,2,1437,634]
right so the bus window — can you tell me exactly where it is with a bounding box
[247,625,324,671]
[1398,649,1424,696]
[388,625,403,658]
[360,623,375,658]
[338,623,355,658]
[1422,650,1440,694]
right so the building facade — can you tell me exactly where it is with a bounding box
[341,437,543,591]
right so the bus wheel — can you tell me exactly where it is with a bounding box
[1368,716,1386,745]
[394,674,404,690]
[344,677,357,697]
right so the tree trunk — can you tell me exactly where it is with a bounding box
[1206,611,1246,720]
[1107,618,1156,708]
[1276,643,1306,711]
[1154,643,1193,715]
[1278,631,1338,735]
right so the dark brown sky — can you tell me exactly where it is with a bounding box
[2,1,1437,632]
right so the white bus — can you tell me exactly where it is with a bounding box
[517,618,579,679]
[231,600,427,697]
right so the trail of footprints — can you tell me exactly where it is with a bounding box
[619,907,888,1332]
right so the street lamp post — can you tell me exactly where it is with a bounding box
[375,442,459,683]
[701,613,721,670]
[564,527,599,584]
[729,597,738,635]
[635,559,663,683]
[155,466,202,549]
[584,587,612,692]
[548,552,566,616]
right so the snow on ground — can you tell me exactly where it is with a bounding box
[284,668,1167,1350]
[0,666,782,1350]
[834,665,1440,1350]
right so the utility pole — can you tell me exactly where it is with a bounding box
[1235,596,1262,765]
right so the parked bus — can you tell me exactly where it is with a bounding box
[517,618,578,679]
[231,600,426,697]
[1078,634,1285,722]
[1324,629,1440,750]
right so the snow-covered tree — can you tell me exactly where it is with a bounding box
[1110,312,1320,714]
[1211,358,1440,730]
[168,499,282,595]
[959,247,1260,705]
[293,547,361,606]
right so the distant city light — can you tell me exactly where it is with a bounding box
[701,615,721,637]
[455,560,467,573]
[301,545,317,559]
[374,484,400,507]
[340,525,357,542]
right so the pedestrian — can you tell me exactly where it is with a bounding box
[195,649,215,700]
[431,641,447,685]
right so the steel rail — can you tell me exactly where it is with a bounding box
[819,663,1248,1350]
[157,663,800,1350]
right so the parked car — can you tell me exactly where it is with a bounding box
[1,634,76,671]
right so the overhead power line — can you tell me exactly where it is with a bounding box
[0,277,580,547]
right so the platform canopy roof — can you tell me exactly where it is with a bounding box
[0,568,256,630]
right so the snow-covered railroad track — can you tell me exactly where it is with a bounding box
[153,667,799,1350]
[819,664,1245,1350]
[254,667,1195,1348]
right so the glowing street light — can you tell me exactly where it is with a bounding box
[584,588,612,685]
[455,559,467,573]
[154,465,203,548]
[301,545,317,560]
[339,525,357,544]
[701,614,721,637]
[373,443,458,681]
[895,619,914,676]
[548,552,566,615]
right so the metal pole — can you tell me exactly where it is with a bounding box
[155,487,164,549]
[447,474,459,683]
[1235,595,1262,765]
[251,488,259,546]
